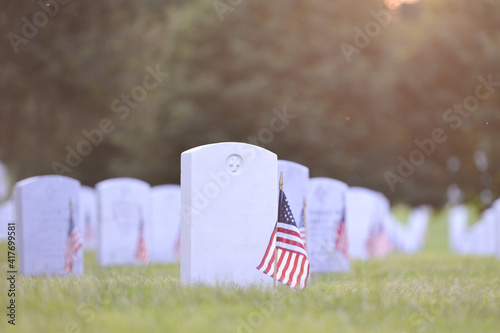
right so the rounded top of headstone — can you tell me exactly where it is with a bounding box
[182,142,276,157]
[152,184,180,193]
[182,142,277,177]
[14,175,81,190]
[376,191,390,207]
[278,160,310,174]
[347,186,379,196]
[481,207,495,222]
[95,177,150,190]
[309,177,348,190]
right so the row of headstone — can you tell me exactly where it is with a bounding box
[180,142,431,286]
[346,187,430,260]
[11,174,181,276]
[384,206,430,254]
[96,179,181,266]
[9,142,433,281]
[448,200,500,257]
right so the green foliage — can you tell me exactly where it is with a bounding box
[1,0,500,206]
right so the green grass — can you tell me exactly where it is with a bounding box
[1,208,499,333]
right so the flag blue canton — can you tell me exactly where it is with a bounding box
[278,196,297,226]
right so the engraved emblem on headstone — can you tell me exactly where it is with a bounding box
[226,154,244,175]
[315,186,327,203]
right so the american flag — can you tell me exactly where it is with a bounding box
[64,202,82,273]
[84,212,93,245]
[257,190,310,289]
[174,225,181,261]
[135,210,150,264]
[335,210,349,258]
[366,224,393,258]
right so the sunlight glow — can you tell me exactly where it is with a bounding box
[384,0,421,11]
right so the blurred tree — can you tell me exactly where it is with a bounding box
[0,0,499,207]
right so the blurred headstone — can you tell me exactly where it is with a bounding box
[180,142,277,286]
[494,199,500,259]
[448,205,469,254]
[408,206,430,252]
[14,175,82,276]
[306,177,349,272]
[278,160,309,243]
[346,187,394,260]
[80,186,98,251]
[0,161,10,202]
[151,184,181,263]
[96,178,152,266]
[0,199,14,241]
[479,208,497,255]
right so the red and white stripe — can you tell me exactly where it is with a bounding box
[257,223,310,289]
[136,228,150,264]
[64,229,82,273]
[335,221,349,259]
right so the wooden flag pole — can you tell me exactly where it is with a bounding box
[273,172,284,289]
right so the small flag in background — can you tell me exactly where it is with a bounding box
[174,225,181,261]
[335,210,349,259]
[64,199,82,273]
[135,208,150,264]
[84,212,93,245]
[257,190,310,289]
[366,224,393,258]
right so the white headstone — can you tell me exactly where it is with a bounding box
[479,208,496,256]
[448,205,469,254]
[466,221,485,255]
[96,178,152,266]
[80,186,98,250]
[371,192,394,257]
[306,177,349,272]
[14,175,82,276]
[346,187,392,260]
[278,160,309,233]
[462,207,497,256]
[383,205,430,254]
[407,206,430,252]
[0,161,10,202]
[493,199,500,259]
[181,142,277,286]
[0,199,14,241]
[151,184,181,263]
